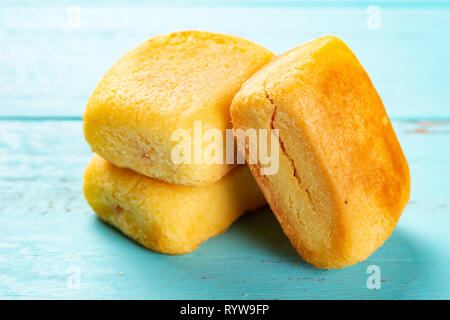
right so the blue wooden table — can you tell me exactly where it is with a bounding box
[1,0,449,299]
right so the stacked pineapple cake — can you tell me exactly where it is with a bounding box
[83,31,273,254]
[83,31,410,268]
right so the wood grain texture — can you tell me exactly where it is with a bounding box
[1,0,449,300]
[0,3,450,118]
[0,120,449,299]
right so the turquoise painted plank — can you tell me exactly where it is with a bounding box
[0,120,449,299]
[4,1,450,8]
[0,5,450,118]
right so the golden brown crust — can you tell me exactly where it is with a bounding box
[83,154,267,254]
[83,31,275,186]
[231,36,410,268]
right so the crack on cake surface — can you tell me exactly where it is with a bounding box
[264,87,319,217]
